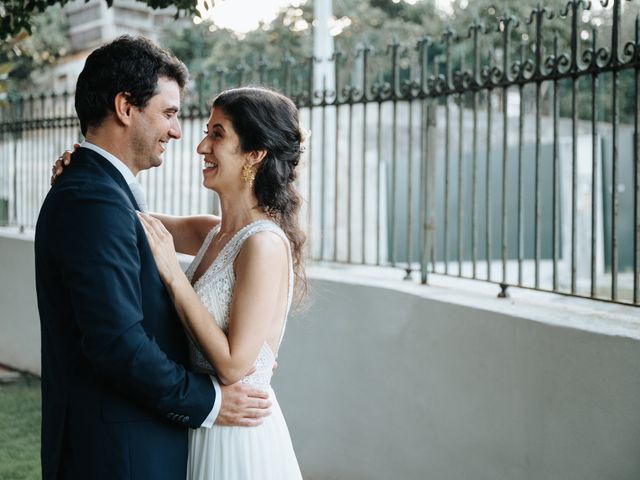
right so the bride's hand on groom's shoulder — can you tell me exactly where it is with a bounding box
[137,213,183,286]
[50,144,79,185]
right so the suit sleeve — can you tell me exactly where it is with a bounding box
[54,186,215,428]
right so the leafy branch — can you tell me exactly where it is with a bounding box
[0,0,203,40]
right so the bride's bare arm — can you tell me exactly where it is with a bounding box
[150,213,220,256]
[138,213,287,385]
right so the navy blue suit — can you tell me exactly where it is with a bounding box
[35,147,216,479]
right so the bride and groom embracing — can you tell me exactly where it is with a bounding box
[36,35,305,479]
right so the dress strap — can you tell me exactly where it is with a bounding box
[185,224,220,282]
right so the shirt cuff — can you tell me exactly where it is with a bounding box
[199,376,222,428]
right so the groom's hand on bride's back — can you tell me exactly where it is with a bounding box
[216,382,272,427]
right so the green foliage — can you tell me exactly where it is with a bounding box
[157,0,637,125]
[5,0,636,123]
[159,0,446,97]
[0,376,41,480]
[160,5,313,103]
[160,0,569,98]
[0,0,199,40]
[333,0,442,50]
[0,4,69,96]
[1,0,76,40]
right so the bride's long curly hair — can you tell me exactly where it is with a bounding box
[212,87,307,303]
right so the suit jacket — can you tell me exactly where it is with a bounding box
[35,147,215,479]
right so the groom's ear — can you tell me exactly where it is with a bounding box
[113,92,134,127]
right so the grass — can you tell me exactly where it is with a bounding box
[0,376,41,480]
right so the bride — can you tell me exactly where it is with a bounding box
[139,87,305,479]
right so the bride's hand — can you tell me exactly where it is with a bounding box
[50,143,80,185]
[137,213,183,286]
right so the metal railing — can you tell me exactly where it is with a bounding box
[0,0,638,305]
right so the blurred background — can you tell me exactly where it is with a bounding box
[1,1,640,479]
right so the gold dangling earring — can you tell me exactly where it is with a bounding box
[241,164,255,188]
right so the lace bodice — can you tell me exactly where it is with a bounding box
[184,219,294,391]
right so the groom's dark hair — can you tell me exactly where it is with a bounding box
[75,35,188,135]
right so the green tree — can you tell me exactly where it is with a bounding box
[160,4,314,102]
[160,0,602,98]
[160,0,447,98]
[0,0,199,40]
[0,4,69,98]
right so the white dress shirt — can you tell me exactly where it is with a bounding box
[79,141,221,427]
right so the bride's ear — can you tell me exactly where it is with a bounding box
[247,149,267,166]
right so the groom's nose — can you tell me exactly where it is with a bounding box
[169,116,182,140]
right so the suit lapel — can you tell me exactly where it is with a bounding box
[76,147,142,211]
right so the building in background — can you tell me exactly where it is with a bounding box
[51,0,180,92]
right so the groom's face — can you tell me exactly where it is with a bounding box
[129,76,182,173]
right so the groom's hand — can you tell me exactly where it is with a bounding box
[216,382,272,427]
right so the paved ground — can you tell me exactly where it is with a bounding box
[0,364,21,383]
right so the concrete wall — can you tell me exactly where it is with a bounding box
[2,231,640,479]
[0,231,40,374]
[274,274,640,480]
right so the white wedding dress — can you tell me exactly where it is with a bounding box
[184,219,303,480]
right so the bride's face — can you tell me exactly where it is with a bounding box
[196,107,248,194]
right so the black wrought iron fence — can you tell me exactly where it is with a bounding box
[0,0,638,306]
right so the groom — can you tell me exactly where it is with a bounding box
[35,36,270,480]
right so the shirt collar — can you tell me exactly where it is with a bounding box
[80,141,138,185]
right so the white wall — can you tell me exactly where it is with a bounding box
[0,231,40,374]
[272,273,640,480]
[2,231,640,479]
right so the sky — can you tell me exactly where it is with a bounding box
[195,0,454,33]
[195,0,305,32]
